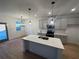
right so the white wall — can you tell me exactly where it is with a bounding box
[0,16,26,40]
[55,16,79,45]
[66,26,79,45]
[66,17,79,45]
[53,16,79,45]
[25,18,40,35]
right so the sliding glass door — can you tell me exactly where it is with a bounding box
[0,23,8,42]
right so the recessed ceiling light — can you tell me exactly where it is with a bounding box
[71,8,76,12]
[51,1,55,5]
[48,12,52,15]
[28,8,31,11]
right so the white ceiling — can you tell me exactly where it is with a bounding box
[0,0,79,19]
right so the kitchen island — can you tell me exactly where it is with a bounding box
[22,35,64,59]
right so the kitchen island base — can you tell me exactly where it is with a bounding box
[23,40,63,59]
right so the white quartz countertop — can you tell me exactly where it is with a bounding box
[22,35,64,50]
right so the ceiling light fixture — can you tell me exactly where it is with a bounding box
[50,20,54,25]
[29,20,32,24]
[48,1,55,16]
[71,8,76,12]
[48,12,52,15]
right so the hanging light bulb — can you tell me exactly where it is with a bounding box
[48,12,52,15]
[48,1,56,25]
[49,1,56,16]
[50,20,54,25]
[29,20,31,24]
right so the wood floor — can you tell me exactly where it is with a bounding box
[0,39,79,59]
[0,39,45,59]
[62,43,79,59]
